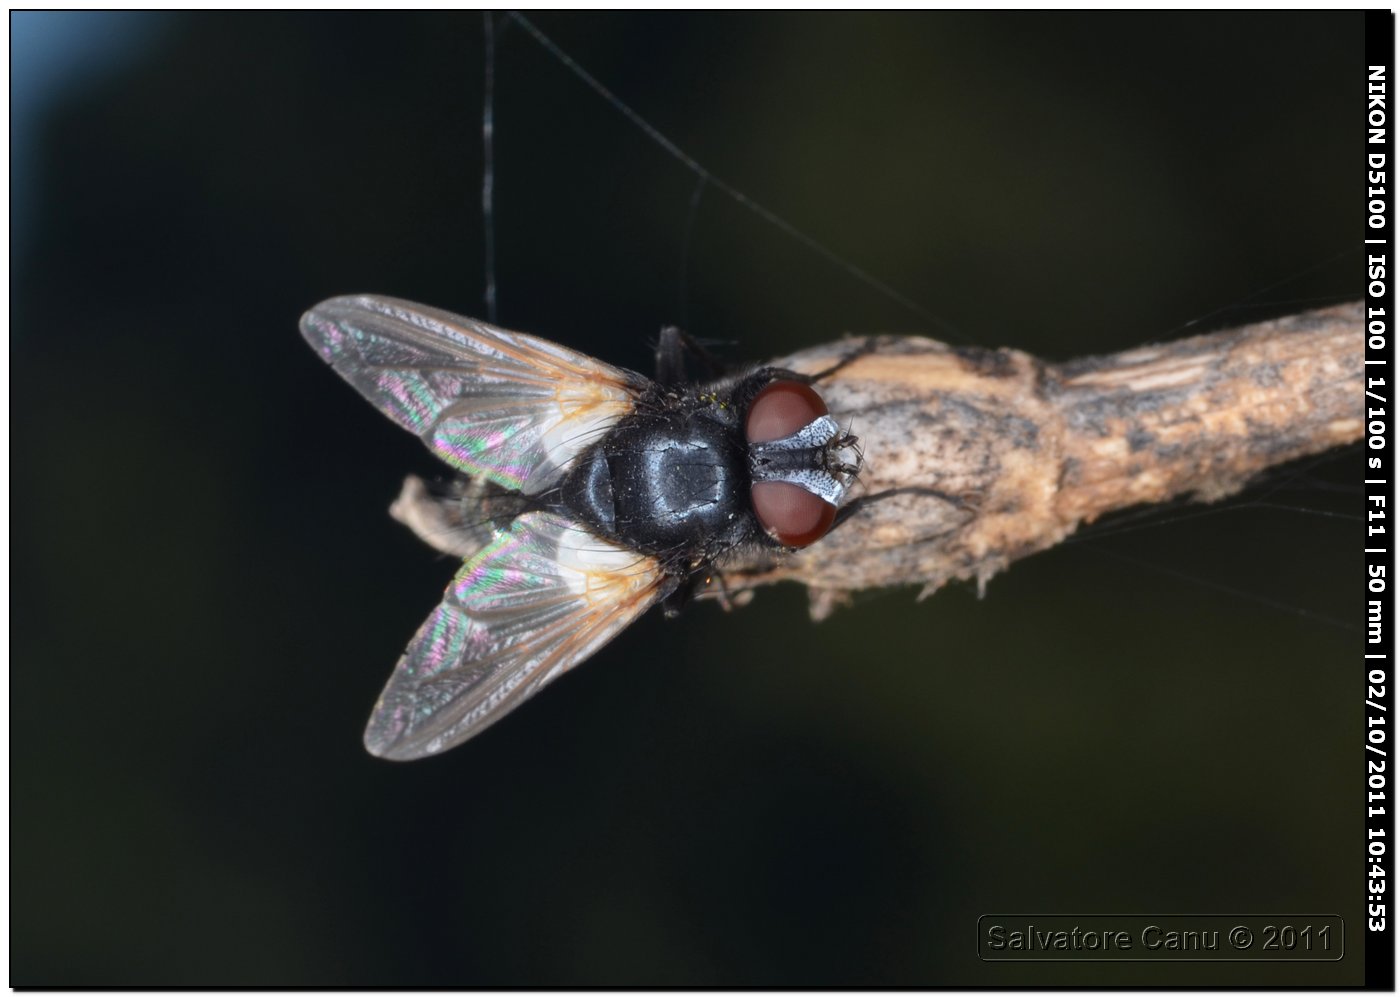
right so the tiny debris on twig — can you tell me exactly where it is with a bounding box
[393,302,1362,621]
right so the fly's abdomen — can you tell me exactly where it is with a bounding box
[569,448,618,537]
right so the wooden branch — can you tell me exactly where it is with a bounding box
[392,302,1362,621]
[725,301,1362,619]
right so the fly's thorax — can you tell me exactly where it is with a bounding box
[558,406,752,558]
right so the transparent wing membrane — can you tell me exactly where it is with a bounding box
[364,512,668,759]
[300,295,645,493]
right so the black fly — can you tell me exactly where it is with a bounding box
[301,295,863,759]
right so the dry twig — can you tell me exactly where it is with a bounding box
[394,302,1362,621]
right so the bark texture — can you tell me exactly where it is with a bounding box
[725,301,1362,618]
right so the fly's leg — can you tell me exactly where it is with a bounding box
[706,567,739,612]
[661,563,750,617]
[661,570,700,618]
[390,475,537,560]
[655,326,730,386]
[740,338,881,400]
[831,485,972,531]
[797,335,882,384]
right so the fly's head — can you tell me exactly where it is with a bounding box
[738,376,862,549]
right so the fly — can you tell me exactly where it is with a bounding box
[300,295,863,760]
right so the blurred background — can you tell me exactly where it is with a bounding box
[11,11,1365,986]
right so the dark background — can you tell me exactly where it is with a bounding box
[12,11,1366,986]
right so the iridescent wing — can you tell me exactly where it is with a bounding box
[300,295,648,494]
[364,511,671,759]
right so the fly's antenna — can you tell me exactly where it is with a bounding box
[833,420,863,481]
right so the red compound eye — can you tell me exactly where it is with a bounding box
[751,481,837,548]
[744,379,828,443]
